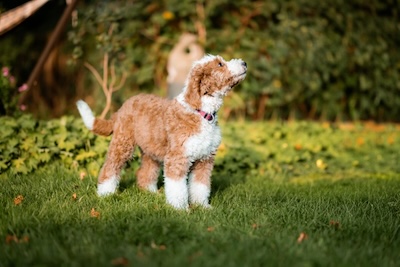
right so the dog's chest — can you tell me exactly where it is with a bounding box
[185,120,221,161]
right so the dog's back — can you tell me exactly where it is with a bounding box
[116,94,172,161]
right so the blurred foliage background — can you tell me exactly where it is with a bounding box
[0,0,399,121]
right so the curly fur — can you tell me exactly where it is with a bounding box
[77,54,247,209]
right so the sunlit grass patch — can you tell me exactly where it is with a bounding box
[1,121,399,266]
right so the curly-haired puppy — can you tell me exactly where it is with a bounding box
[77,54,247,209]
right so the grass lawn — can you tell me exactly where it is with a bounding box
[1,121,400,267]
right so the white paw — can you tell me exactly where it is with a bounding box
[146,183,158,193]
[164,177,189,210]
[97,176,119,196]
[189,180,211,207]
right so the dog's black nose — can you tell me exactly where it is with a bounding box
[242,61,247,68]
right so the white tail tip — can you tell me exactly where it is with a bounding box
[76,100,95,130]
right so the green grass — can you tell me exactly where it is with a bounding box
[1,121,400,267]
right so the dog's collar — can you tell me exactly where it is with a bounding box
[196,109,216,122]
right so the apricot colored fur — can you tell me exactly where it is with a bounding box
[77,54,247,209]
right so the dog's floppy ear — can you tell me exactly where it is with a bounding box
[185,64,203,110]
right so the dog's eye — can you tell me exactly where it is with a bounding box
[218,62,224,67]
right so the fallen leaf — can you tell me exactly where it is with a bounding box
[90,208,100,218]
[329,220,340,229]
[5,235,29,244]
[111,257,129,266]
[5,235,18,244]
[72,193,77,200]
[14,195,24,205]
[151,241,167,250]
[297,232,308,243]
[207,226,215,232]
[80,171,86,180]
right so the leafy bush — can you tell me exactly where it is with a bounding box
[1,115,398,186]
[0,115,111,176]
[69,0,400,121]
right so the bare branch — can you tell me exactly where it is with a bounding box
[87,24,124,119]
[109,64,117,90]
[100,95,112,119]
[103,53,109,95]
[108,23,115,36]
[84,61,104,89]
[113,72,127,92]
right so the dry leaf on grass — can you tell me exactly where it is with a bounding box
[207,226,215,232]
[90,208,100,218]
[6,235,29,244]
[79,171,86,180]
[297,232,308,243]
[111,257,129,266]
[151,241,167,250]
[72,193,77,200]
[5,235,18,244]
[329,220,340,229]
[14,195,24,205]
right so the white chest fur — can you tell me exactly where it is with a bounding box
[185,119,221,162]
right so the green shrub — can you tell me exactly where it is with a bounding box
[1,115,398,182]
[0,115,111,176]
[2,0,400,121]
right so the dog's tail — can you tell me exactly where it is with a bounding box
[76,100,114,136]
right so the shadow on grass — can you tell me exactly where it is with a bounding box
[212,145,263,195]
[119,176,136,192]
[116,144,262,197]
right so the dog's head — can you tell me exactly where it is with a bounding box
[184,55,247,113]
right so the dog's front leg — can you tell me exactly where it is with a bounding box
[188,157,214,208]
[163,155,191,210]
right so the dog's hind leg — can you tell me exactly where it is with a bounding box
[188,157,214,208]
[136,153,160,193]
[97,130,136,196]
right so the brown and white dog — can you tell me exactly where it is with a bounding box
[76,54,247,209]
